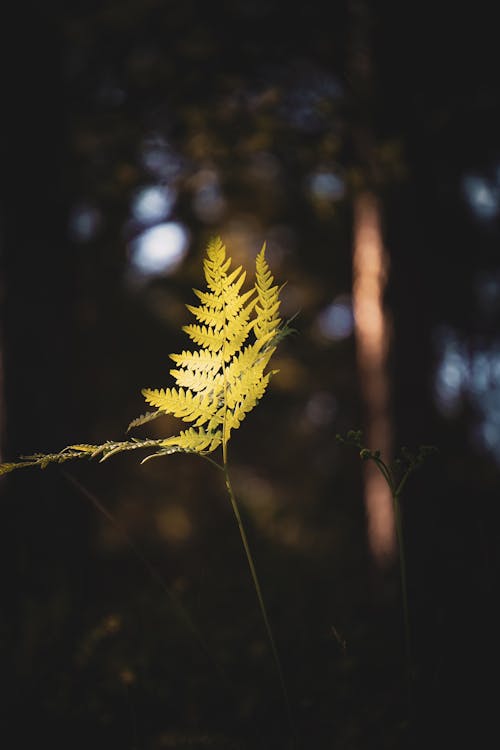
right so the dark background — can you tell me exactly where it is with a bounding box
[1,2,499,748]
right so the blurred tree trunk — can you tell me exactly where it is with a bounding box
[348,0,396,564]
[352,191,395,562]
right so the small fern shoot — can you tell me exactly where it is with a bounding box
[0,236,296,742]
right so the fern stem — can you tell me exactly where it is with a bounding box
[198,453,224,473]
[222,447,296,746]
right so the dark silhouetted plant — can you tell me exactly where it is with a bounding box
[336,430,437,721]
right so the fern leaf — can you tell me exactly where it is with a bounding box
[222,319,255,362]
[182,324,225,352]
[225,372,273,438]
[0,462,21,476]
[141,387,217,427]
[126,411,164,432]
[225,265,244,288]
[185,304,226,330]
[149,237,284,447]
[0,234,286,475]
[225,340,275,390]
[254,244,281,341]
[203,237,230,294]
[169,367,223,394]
[0,439,171,474]
[192,288,224,310]
[169,350,222,372]
[160,427,222,453]
[225,355,273,412]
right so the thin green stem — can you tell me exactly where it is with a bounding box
[218,283,296,746]
[392,489,413,716]
[369,455,414,723]
[373,458,395,495]
[222,443,297,747]
[394,470,410,500]
[197,453,224,473]
[370,457,413,690]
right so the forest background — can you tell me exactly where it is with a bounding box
[1,2,499,748]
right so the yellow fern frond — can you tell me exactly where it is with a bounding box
[192,288,224,310]
[222,318,255,362]
[139,237,284,450]
[225,340,275,386]
[161,427,222,453]
[0,235,286,477]
[126,411,164,433]
[203,236,231,295]
[169,366,223,394]
[141,387,217,427]
[254,244,281,342]
[0,439,175,474]
[188,279,256,336]
[169,350,222,372]
[225,372,273,438]
[0,463,19,476]
[185,304,226,330]
[182,323,225,352]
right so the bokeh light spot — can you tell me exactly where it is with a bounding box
[305,391,337,427]
[132,185,176,224]
[316,296,354,341]
[308,171,345,202]
[462,174,499,219]
[69,203,101,243]
[434,328,500,463]
[434,332,468,416]
[140,135,185,181]
[129,222,189,277]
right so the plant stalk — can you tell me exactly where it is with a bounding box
[392,489,413,717]
[222,443,296,746]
